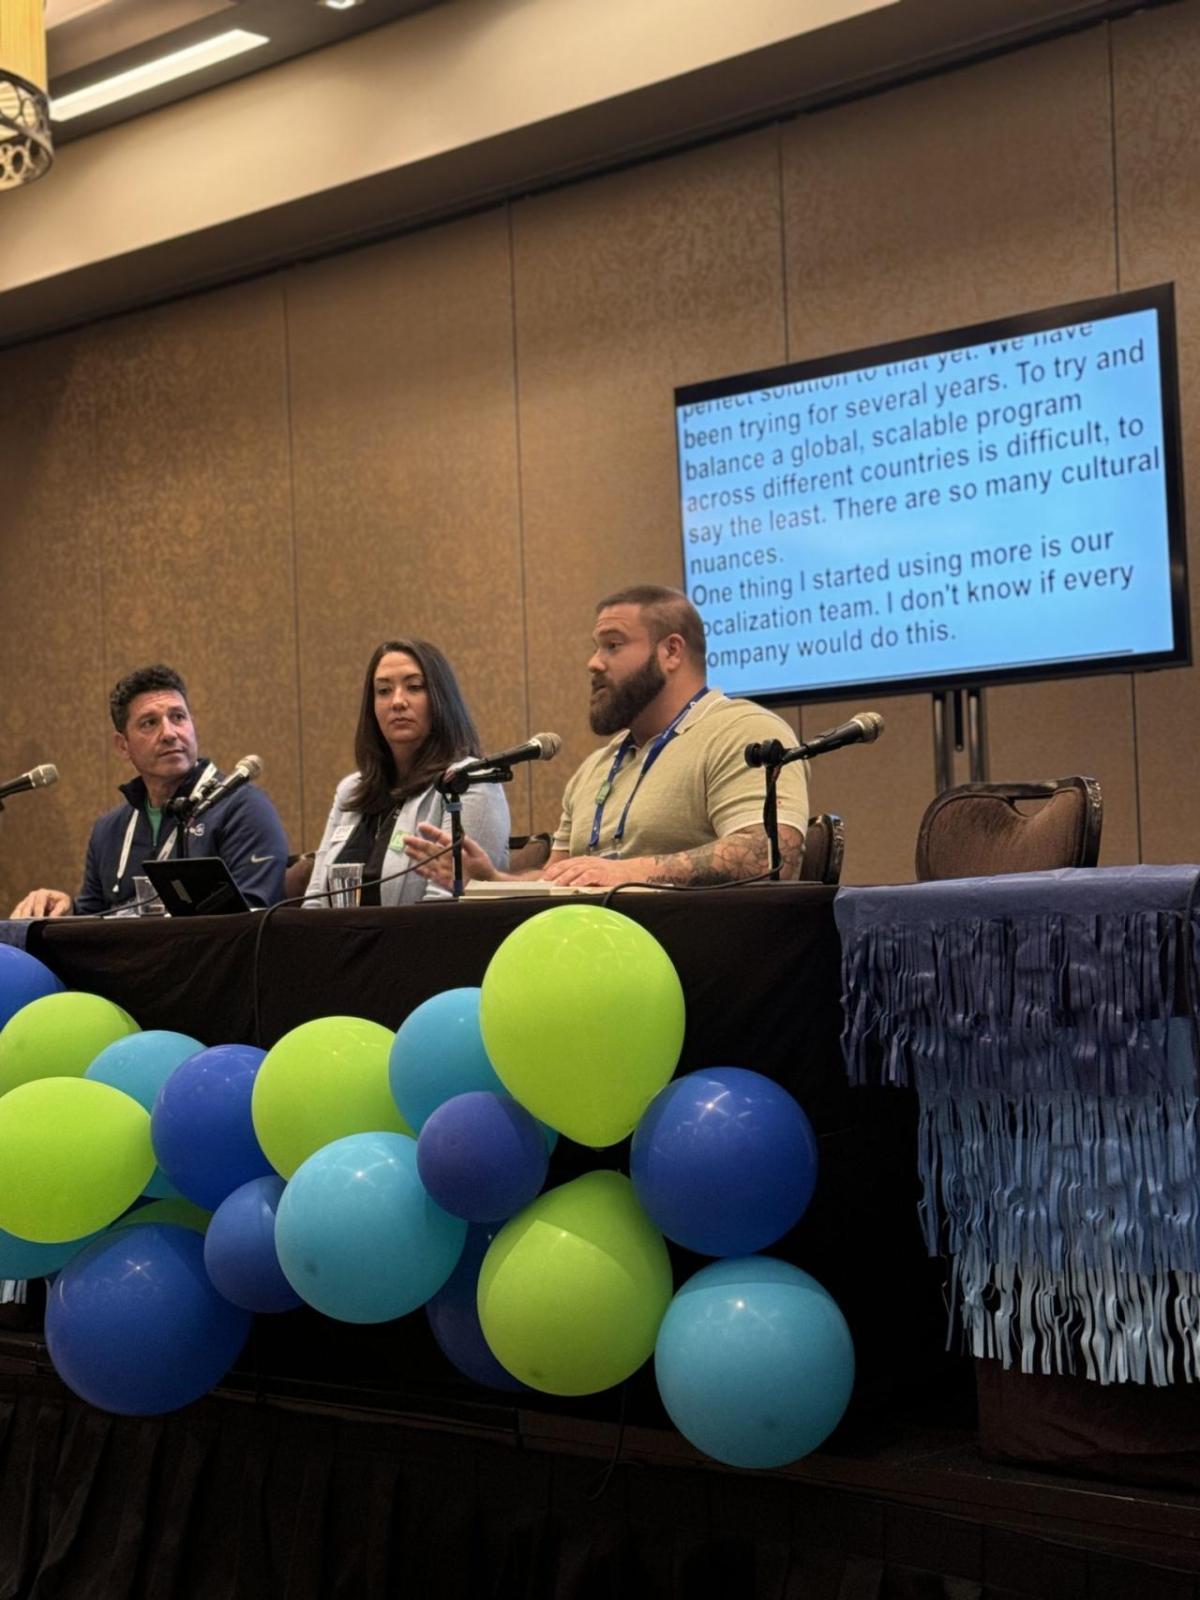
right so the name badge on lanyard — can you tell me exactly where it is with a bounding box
[588,688,709,855]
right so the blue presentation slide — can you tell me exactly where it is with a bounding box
[677,305,1174,699]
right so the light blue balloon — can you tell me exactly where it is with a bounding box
[389,989,503,1131]
[654,1257,855,1469]
[389,990,557,1151]
[85,1030,203,1200]
[274,1132,466,1323]
[0,1224,100,1279]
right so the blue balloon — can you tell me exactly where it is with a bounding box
[86,1030,203,1200]
[0,945,63,1030]
[45,1223,252,1415]
[654,1257,854,1469]
[416,1092,549,1222]
[389,988,504,1130]
[425,1223,527,1390]
[275,1133,466,1323]
[151,1043,274,1210]
[0,1223,100,1279]
[630,1067,818,1256]
[204,1176,300,1313]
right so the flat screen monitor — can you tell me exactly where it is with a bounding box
[675,284,1189,704]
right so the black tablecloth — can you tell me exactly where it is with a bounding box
[29,887,841,1076]
[26,887,945,1415]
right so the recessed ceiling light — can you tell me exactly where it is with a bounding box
[318,0,366,10]
[50,28,269,122]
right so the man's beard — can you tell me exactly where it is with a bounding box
[589,653,666,735]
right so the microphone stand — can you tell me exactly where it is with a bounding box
[747,739,789,882]
[163,793,201,859]
[763,763,781,881]
[163,766,227,859]
[436,764,514,899]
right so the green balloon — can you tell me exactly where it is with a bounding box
[112,1198,211,1233]
[0,1077,155,1243]
[0,991,139,1096]
[478,1170,673,1395]
[479,906,685,1147]
[251,1016,413,1178]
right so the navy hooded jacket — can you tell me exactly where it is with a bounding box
[74,757,288,913]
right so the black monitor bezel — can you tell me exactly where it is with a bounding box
[674,283,1190,706]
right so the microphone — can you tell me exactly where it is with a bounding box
[448,733,562,776]
[0,763,58,802]
[188,755,262,820]
[745,712,885,768]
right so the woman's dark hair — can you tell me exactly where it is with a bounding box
[348,639,482,814]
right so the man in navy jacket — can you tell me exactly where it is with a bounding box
[10,664,287,917]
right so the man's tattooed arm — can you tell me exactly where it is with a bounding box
[644,823,804,886]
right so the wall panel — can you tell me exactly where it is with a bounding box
[782,26,1123,882]
[286,210,526,846]
[511,129,787,832]
[87,278,301,848]
[0,334,106,912]
[1115,6,1200,864]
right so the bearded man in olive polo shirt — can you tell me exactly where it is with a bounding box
[406,585,808,889]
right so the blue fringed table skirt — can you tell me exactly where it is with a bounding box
[836,866,1200,1385]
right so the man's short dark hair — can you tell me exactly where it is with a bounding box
[596,585,707,667]
[109,665,190,732]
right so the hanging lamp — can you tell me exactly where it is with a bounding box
[0,1,52,189]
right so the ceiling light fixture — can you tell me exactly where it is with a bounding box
[50,27,269,122]
[318,0,366,11]
[0,0,53,188]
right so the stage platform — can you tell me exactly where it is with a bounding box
[1,1319,1197,1599]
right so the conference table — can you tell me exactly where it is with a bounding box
[17,867,1200,1425]
[17,885,946,1415]
[5,874,1200,1595]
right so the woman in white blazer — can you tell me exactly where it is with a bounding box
[305,638,509,907]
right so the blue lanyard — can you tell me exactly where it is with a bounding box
[588,688,710,854]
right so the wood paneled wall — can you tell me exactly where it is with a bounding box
[1,9,1198,908]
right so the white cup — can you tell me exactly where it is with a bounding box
[328,861,364,909]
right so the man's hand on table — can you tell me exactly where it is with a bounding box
[541,855,655,888]
[9,888,72,918]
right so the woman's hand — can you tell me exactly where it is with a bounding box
[404,823,498,887]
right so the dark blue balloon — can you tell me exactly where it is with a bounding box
[151,1043,274,1210]
[630,1067,818,1256]
[0,945,63,1030]
[204,1175,301,1314]
[45,1223,252,1415]
[416,1092,548,1222]
[425,1223,526,1390]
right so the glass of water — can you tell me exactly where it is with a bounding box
[132,874,166,916]
[328,861,364,909]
